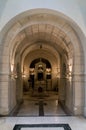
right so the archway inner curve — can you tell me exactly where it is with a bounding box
[0,9,84,116]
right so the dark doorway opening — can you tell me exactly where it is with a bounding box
[38,72,43,81]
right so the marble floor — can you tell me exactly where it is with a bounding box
[0,116,86,130]
[15,91,66,117]
[0,92,86,130]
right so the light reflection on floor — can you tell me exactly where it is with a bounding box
[0,92,86,130]
[16,91,66,117]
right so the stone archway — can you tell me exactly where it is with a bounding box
[0,9,85,116]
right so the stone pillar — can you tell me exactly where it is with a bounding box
[9,77,17,112]
[16,62,23,103]
[16,73,23,103]
[0,74,10,115]
[84,74,86,116]
[59,77,66,101]
[65,78,73,113]
[72,74,84,115]
[72,54,84,115]
[52,67,58,90]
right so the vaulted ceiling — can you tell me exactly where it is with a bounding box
[3,12,76,68]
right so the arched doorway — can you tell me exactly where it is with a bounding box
[0,9,85,116]
[29,58,52,91]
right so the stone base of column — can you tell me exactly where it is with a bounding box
[9,99,23,116]
[73,105,83,115]
[83,107,86,117]
[0,107,10,116]
[58,100,73,115]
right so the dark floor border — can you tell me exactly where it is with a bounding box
[13,124,72,130]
